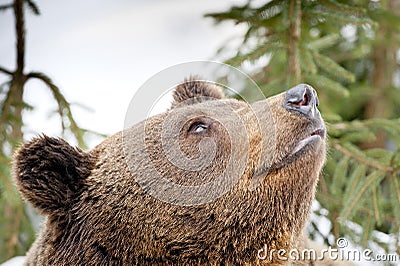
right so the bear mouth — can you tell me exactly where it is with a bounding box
[289,128,326,156]
[253,127,326,175]
[249,127,326,189]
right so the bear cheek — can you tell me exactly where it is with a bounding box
[163,124,231,186]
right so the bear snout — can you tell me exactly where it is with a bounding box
[284,83,321,119]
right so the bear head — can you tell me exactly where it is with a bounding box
[13,79,326,265]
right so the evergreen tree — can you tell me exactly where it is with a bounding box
[207,0,400,255]
[0,0,89,261]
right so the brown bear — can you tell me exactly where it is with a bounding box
[13,79,329,265]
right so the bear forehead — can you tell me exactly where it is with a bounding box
[172,97,247,112]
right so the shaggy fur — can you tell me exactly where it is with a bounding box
[13,79,337,265]
[172,77,225,108]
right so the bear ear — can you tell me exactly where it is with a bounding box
[172,76,225,108]
[13,135,94,216]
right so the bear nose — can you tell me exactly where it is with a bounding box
[284,84,319,118]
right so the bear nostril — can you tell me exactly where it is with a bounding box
[286,84,313,107]
[288,90,310,107]
[285,84,319,117]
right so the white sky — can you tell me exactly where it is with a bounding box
[0,0,247,147]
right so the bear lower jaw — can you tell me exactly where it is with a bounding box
[290,134,323,156]
[266,131,326,173]
[249,134,325,191]
[289,126,326,155]
[250,127,325,181]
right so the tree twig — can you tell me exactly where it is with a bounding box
[331,141,393,172]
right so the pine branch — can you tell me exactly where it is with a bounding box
[0,3,13,11]
[330,155,349,195]
[339,130,376,143]
[361,214,373,247]
[331,119,400,141]
[371,186,382,226]
[307,33,340,51]
[0,85,17,135]
[14,0,26,79]
[205,4,252,25]
[340,170,385,221]
[26,72,86,147]
[370,8,400,26]
[248,1,284,26]
[390,176,400,221]
[226,38,282,66]
[299,46,317,74]
[331,141,393,172]
[4,201,23,258]
[321,0,367,15]
[304,74,349,97]
[317,193,397,223]
[342,164,366,203]
[312,52,356,83]
[308,1,375,26]
[24,0,40,15]
[287,0,302,85]
[0,66,13,75]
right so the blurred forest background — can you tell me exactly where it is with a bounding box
[1,0,400,264]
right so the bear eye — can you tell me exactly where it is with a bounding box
[188,122,209,134]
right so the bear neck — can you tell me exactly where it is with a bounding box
[214,162,320,264]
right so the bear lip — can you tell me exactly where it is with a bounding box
[290,128,325,156]
[251,127,326,178]
[310,128,325,138]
